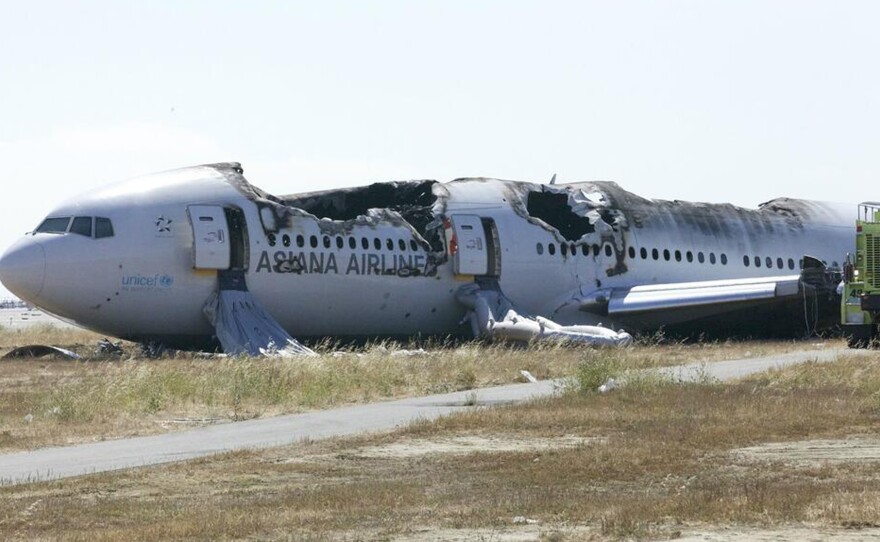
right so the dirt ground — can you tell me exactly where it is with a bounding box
[1,330,877,540]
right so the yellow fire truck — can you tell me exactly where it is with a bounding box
[841,202,880,347]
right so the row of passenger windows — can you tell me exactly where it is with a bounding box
[268,233,425,252]
[743,255,839,270]
[536,242,732,265]
[534,241,833,271]
[34,216,115,238]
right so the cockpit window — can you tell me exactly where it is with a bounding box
[70,216,93,237]
[95,217,114,238]
[35,217,72,234]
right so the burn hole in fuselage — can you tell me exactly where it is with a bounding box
[282,181,443,251]
[526,190,616,241]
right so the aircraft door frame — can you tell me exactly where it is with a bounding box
[481,217,501,277]
[188,205,232,270]
[449,214,501,277]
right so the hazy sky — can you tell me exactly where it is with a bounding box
[2,1,879,298]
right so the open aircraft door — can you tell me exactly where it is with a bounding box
[188,205,231,270]
[449,215,500,277]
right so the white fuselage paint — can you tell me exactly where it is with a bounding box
[0,164,855,345]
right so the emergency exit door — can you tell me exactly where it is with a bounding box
[450,215,500,276]
[188,205,231,270]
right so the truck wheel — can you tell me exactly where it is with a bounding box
[846,325,874,349]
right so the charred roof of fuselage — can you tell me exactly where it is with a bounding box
[219,162,846,244]
[279,181,440,236]
[547,181,847,237]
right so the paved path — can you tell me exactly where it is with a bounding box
[655,347,860,382]
[0,347,862,485]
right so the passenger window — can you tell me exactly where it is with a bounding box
[561,244,568,256]
[349,237,357,249]
[652,248,659,260]
[386,239,394,250]
[788,258,795,270]
[674,250,682,262]
[640,247,648,259]
[605,244,613,257]
[35,217,71,234]
[765,257,772,268]
[698,252,705,263]
[410,240,419,251]
[536,243,544,255]
[296,235,305,248]
[776,257,783,269]
[755,256,761,268]
[592,244,600,256]
[581,245,589,256]
[268,234,277,247]
[709,253,716,264]
[548,243,556,255]
[95,217,114,239]
[686,251,693,263]
[283,234,291,247]
[310,235,318,248]
[628,246,636,259]
[720,254,728,265]
[743,255,750,267]
[399,239,407,251]
[361,237,369,250]
[336,236,344,249]
[374,238,381,250]
[323,236,331,249]
[663,249,670,261]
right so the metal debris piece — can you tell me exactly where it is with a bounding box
[96,338,124,356]
[520,370,539,383]
[2,345,82,360]
[598,378,618,393]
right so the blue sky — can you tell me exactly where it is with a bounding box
[2,1,879,297]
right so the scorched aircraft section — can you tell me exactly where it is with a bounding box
[0,162,853,350]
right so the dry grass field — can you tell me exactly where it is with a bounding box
[0,350,879,540]
[0,325,833,452]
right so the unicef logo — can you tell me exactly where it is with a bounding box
[159,275,175,288]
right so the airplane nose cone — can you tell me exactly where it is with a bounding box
[0,239,46,302]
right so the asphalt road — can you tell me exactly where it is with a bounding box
[0,347,860,486]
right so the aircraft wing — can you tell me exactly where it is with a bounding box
[576,256,840,333]
[606,275,801,315]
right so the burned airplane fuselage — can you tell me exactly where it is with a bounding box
[0,163,853,347]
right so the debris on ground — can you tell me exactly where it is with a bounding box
[2,345,82,361]
[520,370,539,383]
[598,377,618,393]
[96,338,124,356]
